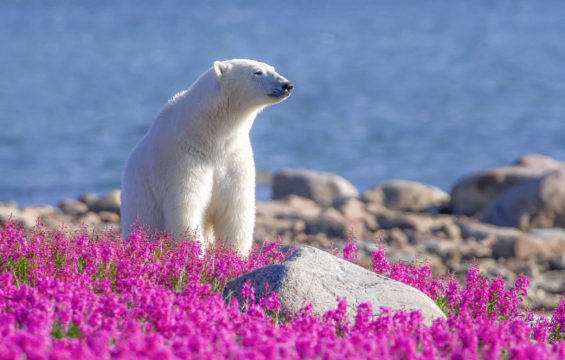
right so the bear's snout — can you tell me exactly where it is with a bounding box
[282,82,294,93]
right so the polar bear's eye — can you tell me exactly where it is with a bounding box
[254,70,263,75]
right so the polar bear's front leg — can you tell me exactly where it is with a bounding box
[212,157,256,257]
[213,201,255,257]
[163,167,213,251]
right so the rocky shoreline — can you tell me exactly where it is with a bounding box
[2,153,565,311]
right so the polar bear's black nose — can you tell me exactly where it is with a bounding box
[282,82,294,92]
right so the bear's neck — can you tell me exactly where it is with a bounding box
[152,70,265,151]
[176,92,262,149]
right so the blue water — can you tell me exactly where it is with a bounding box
[2,0,565,206]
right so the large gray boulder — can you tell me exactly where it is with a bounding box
[450,154,565,217]
[362,180,449,212]
[482,170,565,230]
[450,166,550,217]
[223,246,446,325]
[272,169,359,207]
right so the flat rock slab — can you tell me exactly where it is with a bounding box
[223,246,446,325]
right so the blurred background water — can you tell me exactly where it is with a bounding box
[2,0,565,206]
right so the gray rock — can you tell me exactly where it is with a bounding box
[363,242,379,253]
[363,180,449,212]
[450,166,550,217]
[420,205,451,215]
[333,196,378,232]
[386,227,409,246]
[31,204,58,217]
[304,208,352,238]
[223,246,446,325]
[529,228,565,240]
[482,170,565,230]
[0,201,18,209]
[254,196,322,242]
[99,211,121,223]
[90,190,121,214]
[550,253,565,270]
[424,238,466,267]
[532,271,565,294]
[0,207,37,228]
[365,204,436,233]
[492,235,565,261]
[58,199,89,216]
[272,169,359,207]
[76,212,102,227]
[491,238,519,259]
[384,246,420,264]
[513,154,565,169]
[0,207,20,222]
[458,238,493,260]
[504,258,539,279]
[531,290,562,311]
[433,217,461,239]
[79,193,99,208]
[257,195,322,220]
[95,222,121,235]
[458,222,522,241]
[476,258,517,285]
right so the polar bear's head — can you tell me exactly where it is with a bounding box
[213,59,293,109]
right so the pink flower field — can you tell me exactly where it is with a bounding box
[2,219,565,359]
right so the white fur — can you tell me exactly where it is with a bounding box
[121,59,292,256]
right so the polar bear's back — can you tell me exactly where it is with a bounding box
[121,67,220,237]
[121,135,165,235]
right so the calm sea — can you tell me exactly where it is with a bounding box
[2,0,565,206]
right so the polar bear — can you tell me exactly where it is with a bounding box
[121,59,293,256]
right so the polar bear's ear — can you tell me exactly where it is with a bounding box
[213,61,229,78]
